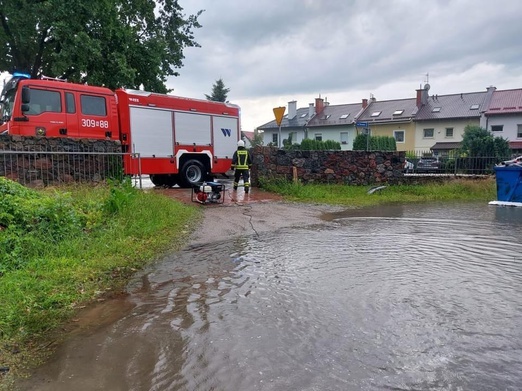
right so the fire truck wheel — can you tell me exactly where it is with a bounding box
[150,174,178,188]
[180,159,206,188]
[149,174,166,187]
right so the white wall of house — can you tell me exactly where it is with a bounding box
[414,119,478,152]
[262,129,305,147]
[486,116,522,141]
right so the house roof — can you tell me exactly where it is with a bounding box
[416,91,487,120]
[258,107,313,130]
[356,98,418,123]
[241,131,255,140]
[307,103,363,127]
[485,88,522,115]
[431,141,462,150]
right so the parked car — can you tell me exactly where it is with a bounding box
[416,156,441,172]
[404,159,414,173]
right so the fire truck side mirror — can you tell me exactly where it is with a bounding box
[21,86,30,104]
[21,104,30,113]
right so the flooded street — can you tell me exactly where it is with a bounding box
[19,202,522,390]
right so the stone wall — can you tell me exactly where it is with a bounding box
[250,146,406,186]
[0,135,122,187]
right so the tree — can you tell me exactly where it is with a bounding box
[0,0,202,93]
[205,78,230,102]
[460,125,510,158]
[458,125,511,173]
[250,130,264,147]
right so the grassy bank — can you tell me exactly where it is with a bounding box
[259,177,497,207]
[0,178,201,387]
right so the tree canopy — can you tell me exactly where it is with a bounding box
[205,78,230,102]
[0,0,202,92]
[460,125,510,158]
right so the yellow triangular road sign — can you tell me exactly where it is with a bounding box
[273,106,286,126]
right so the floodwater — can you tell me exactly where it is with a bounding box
[19,203,522,390]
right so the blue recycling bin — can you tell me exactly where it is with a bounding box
[494,165,522,202]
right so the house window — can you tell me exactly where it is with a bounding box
[371,111,381,117]
[445,128,454,138]
[394,130,405,143]
[393,109,404,116]
[340,132,348,145]
[470,104,480,110]
[288,132,297,144]
[491,125,503,132]
[339,114,349,119]
[423,128,434,138]
[432,107,441,113]
[518,125,522,138]
[272,133,278,144]
[315,133,322,141]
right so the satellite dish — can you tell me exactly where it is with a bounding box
[424,83,430,91]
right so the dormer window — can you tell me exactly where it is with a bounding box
[300,113,307,118]
[339,114,349,119]
[393,110,404,116]
[371,111,381,117]
[470,104,479,110]
[432,107,441,113]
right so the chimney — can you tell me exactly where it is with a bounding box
[288,100,297,119]
[362,98,368,109]
[315,97,324,115]
[308,103,314,117]
[416,84,429,108]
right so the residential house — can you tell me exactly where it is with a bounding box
[256,84,522,155]
[354,95,418,152]
[259,100,316,147]
[482,88,522,155]
[415,86,492,156]
[306,99,365,150]
[241,130,255,147]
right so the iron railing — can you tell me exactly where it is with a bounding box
[0,150,135,186]
[404,151,511,176]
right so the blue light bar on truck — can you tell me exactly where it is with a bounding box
[12,72,31,79]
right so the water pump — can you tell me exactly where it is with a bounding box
[191,182,225,204]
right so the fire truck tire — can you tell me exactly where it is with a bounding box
[150,174,178,188]
[179,159,206,188]
[149,174,166,187]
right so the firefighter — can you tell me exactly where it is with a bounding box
[231,139,252,193]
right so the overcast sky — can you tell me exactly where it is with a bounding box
[170,0,522,132]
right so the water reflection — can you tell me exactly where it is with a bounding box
[129,202,522,390]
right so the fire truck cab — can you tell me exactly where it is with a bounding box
[0,74,119,140]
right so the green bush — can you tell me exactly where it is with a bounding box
[353,134,397,151]
[299,139,341,150]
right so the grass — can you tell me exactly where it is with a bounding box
[259,177,497,207]
[0,178,201,388]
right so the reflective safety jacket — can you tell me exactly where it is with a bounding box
[232,147,252,170]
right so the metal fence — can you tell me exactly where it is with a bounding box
[0,150,130,187]
[404,151,510,176]
[0,149,506,188]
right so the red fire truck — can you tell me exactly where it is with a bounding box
[0,74,241,188]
